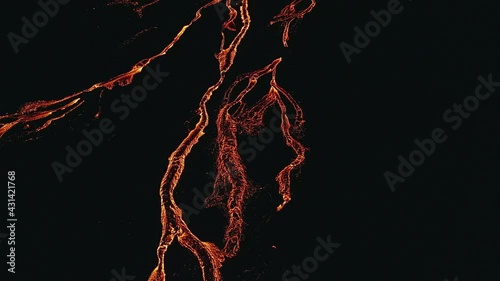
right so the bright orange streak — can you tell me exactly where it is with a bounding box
[0,0,225,140]
[1,1,312,280]
[270,0,316,47]
[0,0,315,139]
[148,1,306,280]
[148,56,307,281]
[207,57,306,260]
[147,1,251,281]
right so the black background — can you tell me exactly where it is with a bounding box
[1,0,499,281]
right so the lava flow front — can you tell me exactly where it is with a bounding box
[1,1,314,280]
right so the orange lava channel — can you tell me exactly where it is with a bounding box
[1,1,315,280]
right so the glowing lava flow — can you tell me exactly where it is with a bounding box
[0,0,229,140]
[0,0,315,140]
[148,57,306,281]
[210,57,306,258]
[270,0,316,47]
[1,1,315,280]
[147,2,252,281]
